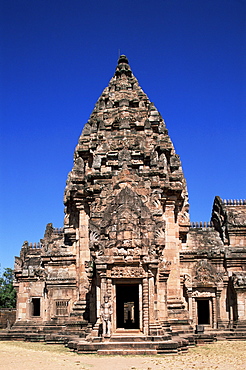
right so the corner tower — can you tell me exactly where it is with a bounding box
[64,55,190,333]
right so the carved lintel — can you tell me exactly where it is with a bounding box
[111,266,145,278]
[192,290,216,298]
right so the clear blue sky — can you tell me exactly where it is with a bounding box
[0,0,245,270]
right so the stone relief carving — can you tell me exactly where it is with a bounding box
[212,196,229,244]
[150,150,158,166]
[159,257,171,270]
[14,256,23,271]
[92,155,102,169]
[100,295,112,337]
[92,186,158,260]
[89,230,100,250]
[193,260,223,285]
[74,155,84,172]
[192,290,216,298]
[159,153,167,171]
[170,154,181,171]
[85,261,94,279]
[155,228,165,239]
[228,211,246,226]
[232,272,246,288]
[183,273,192,288]
[111,266,145,278]
[48,268,70,280]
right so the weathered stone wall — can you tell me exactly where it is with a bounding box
[0,309,16,329]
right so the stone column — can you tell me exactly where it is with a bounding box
[164,199,182,302]
[100,273,107,305]
[148,271,155,324]
[112,283,116,332]
[78,205,90,301]
[235,289,246,321]
[142,277,149,335]
[216,289,222,328]
[139,283,143,331]
[158,270,170,323]
[107,278,112,299]
[96,285,101,319]
[192,297,197,325]
[187,290,193,322]
[212,297,217,328]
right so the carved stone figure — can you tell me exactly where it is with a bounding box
[100,295,112,337]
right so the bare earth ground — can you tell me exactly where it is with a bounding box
[0,340,246,370]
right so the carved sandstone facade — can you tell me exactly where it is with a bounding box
[14,56,246,338]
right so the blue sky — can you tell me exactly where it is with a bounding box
[0,0,245,270]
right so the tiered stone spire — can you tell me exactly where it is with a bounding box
[64,55,188,216]
[63,56,190,320]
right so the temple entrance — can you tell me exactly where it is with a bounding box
[197,299,210,325]
[116,284,139,329]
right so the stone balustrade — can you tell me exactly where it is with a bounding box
[222,199,246,205]
[190,221,213,228]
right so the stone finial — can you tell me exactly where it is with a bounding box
[115,55,132,77]
[117,54,129,65]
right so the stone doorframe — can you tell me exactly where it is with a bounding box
[95,263,161,336]
[111,278,143,333]
[192,289,218,329]
[95,261,171,336]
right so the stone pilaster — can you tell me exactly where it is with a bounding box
[158,269,170,323]
[148,271,155,325]
[142,277,149,335]
[165,199,181,300]
[212,297,217,328]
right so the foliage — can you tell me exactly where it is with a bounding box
[0,268,16,308]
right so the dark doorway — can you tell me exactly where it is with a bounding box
[116,284,139,329]
[197,299,210,325]
[32,298,40,316]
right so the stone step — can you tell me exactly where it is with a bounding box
[25,334,46,342]
[109,335,172,342]
[97,349,158,355]
[194,334,216,345]
[79,341,158,350]
[69,338,185,355]
[225,333,246,340]
[113,329,143,335]
[9,326,66,333]
[0,332,25,341]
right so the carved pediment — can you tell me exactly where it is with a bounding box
[227,210,246,226]
[90,186,165,261]
[193,260,223,285]
[232,272,246,288]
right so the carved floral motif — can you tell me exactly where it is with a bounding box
[111,266,145,278]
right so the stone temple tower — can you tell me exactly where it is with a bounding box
[12,55,246,351]
[62,54,190,334]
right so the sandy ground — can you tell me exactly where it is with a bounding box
[0,340,246,370]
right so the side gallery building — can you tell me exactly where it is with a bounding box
[14,56,246,345]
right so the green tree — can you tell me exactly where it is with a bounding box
[0,268,16,308]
